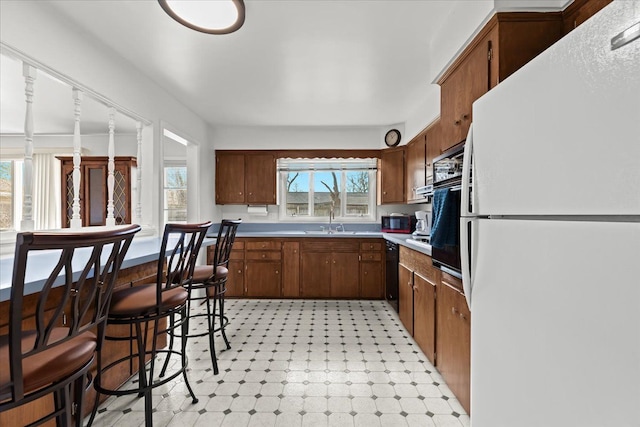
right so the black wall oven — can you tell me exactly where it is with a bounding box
[430,144,464,277]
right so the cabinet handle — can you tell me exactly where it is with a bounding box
[462,114,469,120]
[333,260,336,264]
[262,254,266,258]
[383,191,387,195]
[294,250,297,254]
[454,120,461,125]
[237,270,242,274]
[364,271,368,275]
[275,270,279,274]
[408,281,412,288]
[451,307,458,315]
[413,285,418,293]
[459,312,467,321]
[249,192,253,195]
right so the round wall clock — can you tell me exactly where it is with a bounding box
[384,129,401,147]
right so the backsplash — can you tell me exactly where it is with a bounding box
[218,203,430,224]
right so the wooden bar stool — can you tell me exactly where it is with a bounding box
[87,222,211,427]
[183,219,241,375]
[0,225,140,427]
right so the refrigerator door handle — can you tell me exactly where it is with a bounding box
[460,217,474,311]
[461,123,474,217]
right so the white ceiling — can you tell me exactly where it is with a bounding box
[1,0,569,134]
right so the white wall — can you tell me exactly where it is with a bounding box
[0,1,214,233]
[211,125,386,150]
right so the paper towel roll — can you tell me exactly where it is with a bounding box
[247,205,268,215]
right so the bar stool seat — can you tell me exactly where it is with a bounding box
[191,264,228,284]
[108,284,188,317]
[0,329,96,396]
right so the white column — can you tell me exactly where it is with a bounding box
[20,63,36,231]
[135,121,143,224]
[70,88,83,228]
[106,107,116,226]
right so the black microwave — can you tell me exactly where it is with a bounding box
[381,215,416,234]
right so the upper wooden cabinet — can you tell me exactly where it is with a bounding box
[562,0,612,34]
[380,146,405,204]
[405,132,426,204]
[215,151,276,205]
[438,12,563,152]
[58,156,136,228]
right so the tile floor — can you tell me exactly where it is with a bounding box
[87,299,469,427]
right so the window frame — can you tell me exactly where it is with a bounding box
[162,162,188,224]
[277,160,377,222]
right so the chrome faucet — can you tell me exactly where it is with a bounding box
[328,201,335,233]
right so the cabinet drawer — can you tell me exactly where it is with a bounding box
[360,252,382,262]
[230,250,244,260]
[246,251,282,261]
[246,241,281,251]
[360,241,382,252]
[416,260,439,285]
[301,240,359,252]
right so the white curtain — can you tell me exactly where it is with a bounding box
[33,153,61,230]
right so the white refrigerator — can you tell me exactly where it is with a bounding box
[460,2,640,426]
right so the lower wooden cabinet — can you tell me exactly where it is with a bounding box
[210,237,384,300]
[398,263,414,336]
[436,272,471,414]
[300,251,332,298]
[413,271,436,363]
[399,246,469,413]
[282,242,300,297]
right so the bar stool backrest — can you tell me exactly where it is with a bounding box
[211,219,242,271]
[6,224,140,401]
[158,222,212,300]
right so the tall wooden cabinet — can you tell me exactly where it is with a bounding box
[215,151,276,205]
[58,156,136,228]
[379,147,405,204]
[438,12,564,152]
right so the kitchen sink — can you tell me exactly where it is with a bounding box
[304,230,357,235]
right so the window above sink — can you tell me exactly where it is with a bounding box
[277,158,377,223]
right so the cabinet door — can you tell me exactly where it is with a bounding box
[84,164,107,227]
[439,68,462,153]
[226,259,245,297]
[380,148,405,204]
[245,153,276,204]
[436,277,471,414]
[406,134,426,203]
[282,241,300,297]
[216,152,245,204]
[413,272,436,364]
[398,263,414,335]
[300,252,331,298]
[330,252,360,298]
[360,260,383,299]
[245,261,281,297]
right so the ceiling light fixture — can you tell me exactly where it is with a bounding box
[158,0,245,34]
